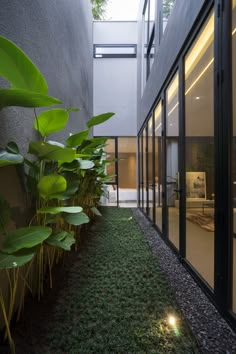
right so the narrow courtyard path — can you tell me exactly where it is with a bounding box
[16,207,200,353]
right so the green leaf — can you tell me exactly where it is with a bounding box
[6,141,20,154]
[46,232,75,251]
[77,158,94,170]
[66,107,80,112]
[38,175,67,200]
[66,130,89,148]
[0,248,36,269]
[28,141,76,163]
[0,149,23,166]
[47,231,68,242]
[2,226,52,253]
[0,35,48,93]
[0,88,62,109]
[86,112,114,128]
[90,206,102,216]
[38,206,82,214]
[60,160,79,172]
[63,212,90,226]
[79,137,108,153]
[34,109,69,137]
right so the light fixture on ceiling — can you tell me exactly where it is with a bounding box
[195,96,200,100]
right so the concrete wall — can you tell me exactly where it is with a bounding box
[0,0,93,226]
[93,21,137,136]
[137,0,205,131]
[0,0,93,155]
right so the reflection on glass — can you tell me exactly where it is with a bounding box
[166,72,179,249]
[162,0,176,34]
[139,135,143,208]
[149,0,155,34]
[154,101,162,231]
[147,116,154,220]
[143,128,147,211]
[143,1,149,86]
[185,11,214,288]
[232,0,236,314]
[118,137,137,206]
[105,138,116,183]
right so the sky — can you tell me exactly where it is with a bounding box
[105,0,140,21]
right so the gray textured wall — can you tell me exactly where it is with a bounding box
[0,0,93,156]
[0,0,93,226]
[138,0,205,131]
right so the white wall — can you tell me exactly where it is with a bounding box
[93,21,138,136]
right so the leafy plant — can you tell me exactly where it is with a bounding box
[0,33,115,353]
[90,0,109,20]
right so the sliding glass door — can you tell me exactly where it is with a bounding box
[166,72,179,249]
[185,11,215,288]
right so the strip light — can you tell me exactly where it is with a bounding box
[168,102,179,116]
[185,58,214,95]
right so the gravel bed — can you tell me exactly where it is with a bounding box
[132,208,236,354]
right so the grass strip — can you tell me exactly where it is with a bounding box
[46,207,200,353]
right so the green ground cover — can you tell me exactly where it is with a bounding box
[44,207,200,353]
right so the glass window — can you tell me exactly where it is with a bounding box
[166,72,179,249]
[147,116,154,220]
[232,0,236,314]
[118,137,137,206]
[143,127,147,211]
[139,135,143,208]
[143,1,149,87]
[185,11,215,288]
[154,101,163,231]
[105,138,116,183]
[94,45,137,58]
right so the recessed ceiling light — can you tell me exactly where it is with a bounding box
[195,96,200,100]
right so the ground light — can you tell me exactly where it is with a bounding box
[167,315,180,336]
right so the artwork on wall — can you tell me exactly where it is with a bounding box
[186,172,206,199]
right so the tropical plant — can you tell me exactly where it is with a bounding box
[90,0,109,20]
[0,34,115,353]
[162,0,175,19]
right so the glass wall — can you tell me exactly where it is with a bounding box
[105,138,116,184]
[232,0,236,314]
[143,128,147,212]
[118,137,137,206]
[154,101,162,231]
[166,72,179,249]
[147,116,154,220]
[139,135,143,208]
[185,11,215,288]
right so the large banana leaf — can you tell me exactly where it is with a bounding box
[46,231,75,251]
[0,248,36,269]
[38,206,82,214]
[0,88,61,109]
[0,149,23,166]
[2,226,52,254]
[34,109,69,137]
[63,212,89,226]
[86,112,114,128]
[28,141,76,163]
[0,35,48,93]
[38,175,67,200]
[66,129,89,148]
